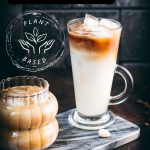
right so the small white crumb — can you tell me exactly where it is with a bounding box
[98,129,111,138]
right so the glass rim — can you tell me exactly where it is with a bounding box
[0,76,49,98]
[67,17,122,32]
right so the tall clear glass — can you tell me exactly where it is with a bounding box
[67,18,133,130]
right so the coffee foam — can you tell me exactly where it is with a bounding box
[1,86,45,107]
[3,86,43,96]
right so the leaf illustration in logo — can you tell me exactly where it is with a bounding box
[25,32,36,43]
[33,27,39,37]
[37,33,47,43]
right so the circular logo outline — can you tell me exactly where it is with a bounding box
[6,11,65,72]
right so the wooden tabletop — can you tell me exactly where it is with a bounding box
[34,68,150,150]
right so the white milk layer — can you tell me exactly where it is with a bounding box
[70,48,116,116]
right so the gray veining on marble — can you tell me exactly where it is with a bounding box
[48,109,140,150]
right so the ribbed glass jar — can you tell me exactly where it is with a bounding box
[0,76,59,150]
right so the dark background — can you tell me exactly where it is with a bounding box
[0,1,150,150]
[0,1,150,90]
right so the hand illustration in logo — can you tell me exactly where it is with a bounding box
[18,39,35,54]
[39,39,55,54]
[18,27,55,54]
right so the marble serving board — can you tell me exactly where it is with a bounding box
[49,109,140,150]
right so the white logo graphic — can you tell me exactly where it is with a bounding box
[6,11,65,72]
[18,27,55,54]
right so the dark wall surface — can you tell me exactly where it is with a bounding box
[0,1,150,91]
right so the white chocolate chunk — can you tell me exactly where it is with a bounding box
[98,129,111,138]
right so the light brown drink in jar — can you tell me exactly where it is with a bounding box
[0,86,58,130]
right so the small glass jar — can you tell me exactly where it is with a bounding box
[0,76,58,150]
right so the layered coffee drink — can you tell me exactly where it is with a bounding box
[68,14,122,116]
[0,76,59,150]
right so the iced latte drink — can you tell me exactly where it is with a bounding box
[68,14,133,130]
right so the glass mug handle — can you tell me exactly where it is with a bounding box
[109,64,134,105]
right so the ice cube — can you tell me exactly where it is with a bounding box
[91,25,112,38]
[84,14,99,29]
[96,29,112,38]
[99,19,118,29]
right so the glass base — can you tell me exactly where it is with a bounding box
[68,109,115,130]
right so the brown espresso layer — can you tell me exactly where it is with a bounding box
[68,23,121,59]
